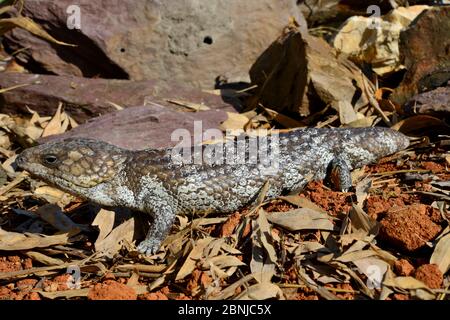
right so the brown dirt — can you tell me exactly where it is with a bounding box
[42,274,71,292]
[303,181,352,215]
[87,280,137,300]
[140,291,169,300]
[367,162,400,173]
[414,264,443,289]
[0,255,33,273]
[392,293,410,300]
[379,204,442,252]
[220,212,241,237]
[16,279,38,291]
[264,200,296,212]
[187,269,213,296]
[394,259,415,276]
[292,287,320,300]
[420,161,445,173]
[365,195,407,220]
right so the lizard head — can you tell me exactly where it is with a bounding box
[16,138,129,198]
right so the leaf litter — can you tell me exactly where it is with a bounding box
[0,5,448,301]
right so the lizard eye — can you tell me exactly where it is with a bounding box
[42,154,59,166]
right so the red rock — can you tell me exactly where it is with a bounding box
[87,280,137,300]
[379,204,441,251]
[394,259,415,276]
[414,264,443,289]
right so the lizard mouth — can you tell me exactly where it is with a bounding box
[15,152,28,168]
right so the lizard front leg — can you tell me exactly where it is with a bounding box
[137,205,177,255]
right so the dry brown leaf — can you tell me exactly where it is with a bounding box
[0,5,14,16]
[37,289,89,299]
[328,261,374,298]
[204,237,226,258]
[115,264,166,273]
[23,125,44,141]
[0,264,71,280]
[68,115,78,128]
[349,205,380,235]
[383,276,433,292]
[250,225,275,283]
[336,100,358,124]
[60,111,71,133]
[36,204,81,236]
[0,172,28,195]
[33,185,75,206]
[390,115,448,135]
[149,275,166,291]
[256,209,277,262]
[260,106,304,128]
[94,218,134,257]
[337,249,376,263]
[191,217,229,226]
[279,195,328,215]
[249,210,278,284]
[176,237,214,281]
[354,177,371,206]
[297,265,340,300]
[267,208,334,231]
[250,243,276,284]
[430,231,450,274]
[220,112,249,132]
[166,99,210,111]
[126,271,140,287]
[346,115,378,128]
[208,274,255,300]
[369,244,398,265]
[353,256,389,290]
[92,209,115,245]
[379,268,395,300]
[293,241,329,256]
[41,103,63,137]
[127,284,149,295]
[0,83,32,94]
[25,251,65,266]
[236,283,284,300]
[202,255,245,270]
[0,16,76,46]
[1,154,17,174]
[0,228,69,251]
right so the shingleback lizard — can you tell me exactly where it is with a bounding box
[16,127,410,255]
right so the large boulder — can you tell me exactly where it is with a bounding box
[2,0,306,89]
[0,73,238,123]
[391,6,450,106]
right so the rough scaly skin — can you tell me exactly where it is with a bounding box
[16,127,410,255]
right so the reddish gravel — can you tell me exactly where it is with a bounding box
[394,259,415,276]
[87,280,137,300]
[379,204,442,251]
[414,264,443,289]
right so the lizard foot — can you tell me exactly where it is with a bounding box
[137,239,162,256]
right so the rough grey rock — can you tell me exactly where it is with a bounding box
[0,73,239,123]
[391,6,450,106]
[2,0,306,89]
[38,105,229,150]
[404,83,450,116]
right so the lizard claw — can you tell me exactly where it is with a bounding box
[137,239,162,256]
